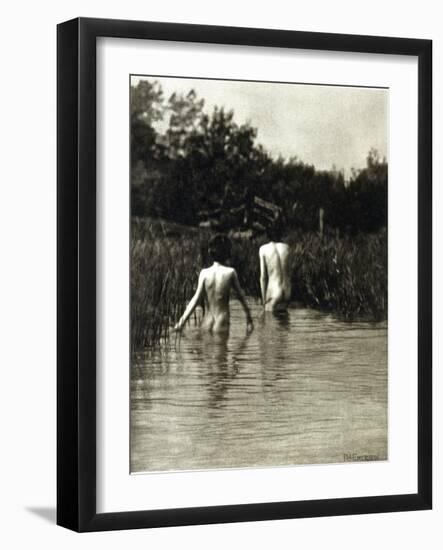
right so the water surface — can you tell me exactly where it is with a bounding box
[131,302,387,473]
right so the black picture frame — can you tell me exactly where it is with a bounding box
[57,17,432,532]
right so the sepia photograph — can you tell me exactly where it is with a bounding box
[130,75,388,474]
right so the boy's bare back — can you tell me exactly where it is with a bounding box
[200,264,236,332]
[259,242,291,312]
[175,262,253,334]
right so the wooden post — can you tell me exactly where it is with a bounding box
[319,207,324,236]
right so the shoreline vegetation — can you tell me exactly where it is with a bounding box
[130,79,388,350]
[131,217,387,350]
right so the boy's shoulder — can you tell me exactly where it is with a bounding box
[260,241,289,252]
[199,267,209,278]
[202,264,235,275]
[221,264,236,274]
[217,264,236,277]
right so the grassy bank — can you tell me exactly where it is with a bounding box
[131,217,387,350]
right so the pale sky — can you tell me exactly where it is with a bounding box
[132,75,388,174]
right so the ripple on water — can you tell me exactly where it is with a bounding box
[131,302,387,472]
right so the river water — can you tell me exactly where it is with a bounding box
[131,302,387,473]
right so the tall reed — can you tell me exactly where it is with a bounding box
[131,219,203,350]
[131,217,387,350]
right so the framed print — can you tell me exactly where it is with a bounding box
[57,17,432,532]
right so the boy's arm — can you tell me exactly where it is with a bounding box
[232,270,253,330]
[259,249,268,307]
[174,271,205,331]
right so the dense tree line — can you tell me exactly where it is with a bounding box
[131,80,387,234]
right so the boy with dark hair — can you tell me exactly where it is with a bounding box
[174,234,254,333]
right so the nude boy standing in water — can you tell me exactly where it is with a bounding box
[259,224,291,312]
[174,235,254,333]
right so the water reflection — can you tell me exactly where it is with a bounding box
[257,311,291,394]
[190,331,252,411]
[131,302,387,473]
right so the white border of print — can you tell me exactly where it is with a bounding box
[97,37,418,514]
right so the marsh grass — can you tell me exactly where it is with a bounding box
[131,217,387,350]
[131,220,203,350]
[287,231,387,318]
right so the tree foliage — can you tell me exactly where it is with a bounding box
[131,80,388,234]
